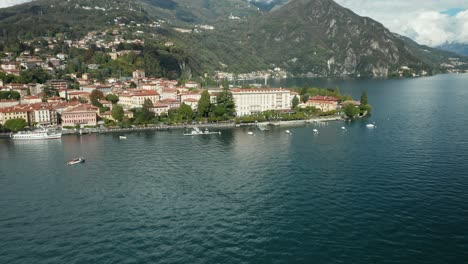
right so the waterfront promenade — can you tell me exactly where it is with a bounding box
[63,116,344,135]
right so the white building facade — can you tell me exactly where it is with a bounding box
[231,88,292,116]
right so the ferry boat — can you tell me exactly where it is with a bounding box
[10,129,62,140]
[183,127,221,136]
[67,157,85,165]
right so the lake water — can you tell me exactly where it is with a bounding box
[1,74,468,263]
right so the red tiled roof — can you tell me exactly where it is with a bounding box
[308,96,339,102]
[231,88,290,93]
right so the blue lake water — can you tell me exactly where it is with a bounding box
[1,74,468,263]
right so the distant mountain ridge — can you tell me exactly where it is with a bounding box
[0,0,466,78]
[437,43,468,56]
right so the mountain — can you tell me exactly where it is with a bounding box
[0,0,465,78]
[437,43,468,56]
[196,0,460,77]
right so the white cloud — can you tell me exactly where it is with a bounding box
[335,0,468,46]
[0,0,33,8]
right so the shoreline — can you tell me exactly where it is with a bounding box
[63,116,344,136]
[0,116,344,138]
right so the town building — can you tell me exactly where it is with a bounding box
[81,85,113,94]
[21,96,42,105]
[61,104,99,127]
[0,106,29,125]
[118,89,160,109]
[0,100,20,108]
[231,88,292,116]
[304,96,340,112]
[67,91,91,102]
[26,103,58,126]
[133,70,145,80]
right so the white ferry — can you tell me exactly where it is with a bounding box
[10,129,62,140]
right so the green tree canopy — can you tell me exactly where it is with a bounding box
[0,91,20,100]
[141,98,155,121]
[111,104,124,122]
[105,94,119,104]
[4,118,27,132]
[292,95,299,109]
[90,89,105,107]
[360,91,368,105]
[216,88,235,118]
[344,104,360,118]
[177,103,193,121]
[197,90,212,118]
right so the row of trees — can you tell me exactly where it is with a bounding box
[0,91,20,100]
[1,118,27,132]
[0,68,51,85]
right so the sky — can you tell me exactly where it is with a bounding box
[335,0,468,46]
[1,0,468,46]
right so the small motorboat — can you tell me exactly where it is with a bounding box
[285,130,291,134]
[313,129,319,134]
[119,136,127,139]
[247,131,254,135]
[366,123,376,129]
[67,157,85,165]
[341,126,346,130]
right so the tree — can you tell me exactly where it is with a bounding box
[129,81,137,88]
[111,104,124,122]
[0,91,20,100]
[4,118,27,132]
[216,88,235,118]
[344,104,360,118]
[141,98,155,121]
[105,94,119,104]
[360,91,368,105]
[43,85,58,97]
[197,90,212,117]
[292,95,299,109]
[90,89,105,107]
[301,94,310,103]
[177,103,193,121]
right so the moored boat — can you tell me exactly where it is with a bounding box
[366,123,376,128]
[183,127,221,136]
[67,157,85,165]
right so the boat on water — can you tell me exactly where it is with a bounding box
[285,130,291,134]
[341,127,347,130]
[67,157,85,165]
[119,136,127,139]
[183,127,221,136]
[248,131,254,135]
[366,123,376,129]
[313,129,319,134]
[10,129,62,140]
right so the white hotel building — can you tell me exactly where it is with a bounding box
[231,88,292,116]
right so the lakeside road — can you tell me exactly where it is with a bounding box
[62,116,344,136]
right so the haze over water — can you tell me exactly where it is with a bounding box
[1,74,468,263]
